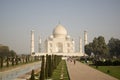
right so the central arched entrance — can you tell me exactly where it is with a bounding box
[57,42,63,53]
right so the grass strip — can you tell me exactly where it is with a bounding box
[92,66,120,79]
[52,60,70,80]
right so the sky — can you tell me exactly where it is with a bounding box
[0,0,120,54]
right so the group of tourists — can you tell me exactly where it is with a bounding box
[67,57,76,64]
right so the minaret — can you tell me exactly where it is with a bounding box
[72,40,75,52]
[79,37,82,53]
[84,31,88,45]
[38,36,41,53]
[31,30,35,55]
[84,31,88,55]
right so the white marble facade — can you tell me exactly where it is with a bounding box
[31,24,88,56]
[46,24,75,53]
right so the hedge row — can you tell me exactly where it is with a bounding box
[38,55,62,80]
[93,60,120,66]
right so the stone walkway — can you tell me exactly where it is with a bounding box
[66,61,118,80]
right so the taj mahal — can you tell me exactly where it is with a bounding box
[31,24,88,56]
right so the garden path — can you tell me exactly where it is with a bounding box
[66,61,118,80]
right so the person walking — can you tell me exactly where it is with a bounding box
[74,59,76,65]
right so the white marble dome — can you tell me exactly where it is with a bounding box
[53,24,67,38]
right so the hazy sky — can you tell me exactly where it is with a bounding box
[0,0,120,54]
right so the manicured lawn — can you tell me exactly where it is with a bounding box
[93,66,120,79]
[52,60,70,80]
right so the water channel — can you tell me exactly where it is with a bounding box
[0,61,41,80]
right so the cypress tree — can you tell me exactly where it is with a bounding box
[39,56,45,80]
[52,55,54,70]
[48,55,52,77]
[45,54,48,79]
[0,56,3,68]
[51,55,53,73]
[30,69,35,80]
[54,55,57,69]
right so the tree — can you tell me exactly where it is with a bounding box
[0,56,3,68]
[85,36,109,58]
[30,69,35,80]
[6,57,9,67]
[9,50,16,57]
[0,45,9,57]
[108,38,120,57]
[85,43,93,56]
[21,54,25,63]
[97,36,109,57]
[25,56,28,63]
[39,56,45,80]
[12,57,15,66]
[0,45,17,57]
[53,55,57,69]
[48,55,52,77]
[45,54,48,79]
[51,55,54,73]
[15,56,18,65]
[92,37,99,55]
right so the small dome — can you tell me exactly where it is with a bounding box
[53,24,67,38]
[49,35,53,39]
[66,35,71,39]
[50,35,53,39]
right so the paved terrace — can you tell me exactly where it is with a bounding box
[66,61,118,80]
